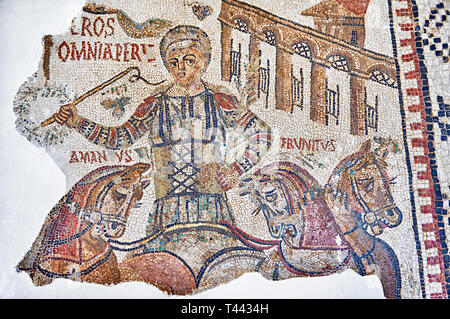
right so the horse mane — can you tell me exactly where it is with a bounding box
[76,165,130,186]
[330,145,388,180]
[325,145,391,212]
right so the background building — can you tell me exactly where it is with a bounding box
[218,0,399,136]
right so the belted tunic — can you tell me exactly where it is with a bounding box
[75,86,272,237]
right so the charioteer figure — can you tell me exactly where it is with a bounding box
[52,25,272,269]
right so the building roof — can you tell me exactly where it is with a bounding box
[301,0,370,18]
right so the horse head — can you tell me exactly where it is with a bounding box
[238,162,316,242]
[327,140,402,236]
[68,162,152,239]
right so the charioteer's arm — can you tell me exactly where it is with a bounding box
[214,92,272,189]
[54,97,157,150]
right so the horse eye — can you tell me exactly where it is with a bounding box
[265,192,278,202]
[114,191,127,202]
[111,222,120,230]
[365,180,374,192]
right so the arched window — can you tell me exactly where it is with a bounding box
[292,42,312,59]
[263,30,276,46]
[234,18,249,33]
[328,54,350,72]
[369,69,397,88]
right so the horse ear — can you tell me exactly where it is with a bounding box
[120,163,151,182]
[359,140,371,153]
[129,163,151,175]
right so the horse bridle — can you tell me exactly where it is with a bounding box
[350,175,398,234]
[240,180,305,253]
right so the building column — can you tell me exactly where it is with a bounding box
[221,23,233,82]
[246,35,261,104]
[309,62,327,124]
[275,49,293,112]
[350,75,366,136]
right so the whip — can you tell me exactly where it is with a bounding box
[40,66,166,127]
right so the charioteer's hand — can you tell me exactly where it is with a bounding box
[216,164,241,192]
[197,163,241,192]
[53,103,80,128]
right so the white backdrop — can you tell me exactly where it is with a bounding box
[0,0,385,299]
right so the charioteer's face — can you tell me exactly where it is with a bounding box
[167,44,206,87]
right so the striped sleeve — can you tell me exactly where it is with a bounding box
[214,92,272,175]
[75,96,157,150]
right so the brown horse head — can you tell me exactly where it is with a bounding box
[70,163,152,239]
[17,163,152,285]
[327,140,402,235]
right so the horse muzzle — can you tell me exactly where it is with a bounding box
[363,204,402,236]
